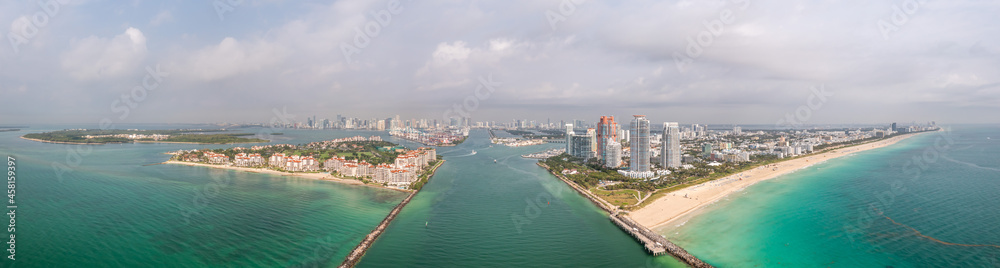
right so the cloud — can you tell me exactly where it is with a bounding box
[170,37,287,81]
[150,10,173,26]
[61,27,148,80]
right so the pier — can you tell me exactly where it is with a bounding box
[537,162,714,268]
[339,160,445,268]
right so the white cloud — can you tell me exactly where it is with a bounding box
[61,27,148,80]
[150,10,173,26]
[432,41,471,63]
[171,37,287,81]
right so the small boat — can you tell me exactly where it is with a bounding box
[494,159,497,163]
[425,221,428,227]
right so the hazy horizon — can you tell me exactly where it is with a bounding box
[2,1,999,125]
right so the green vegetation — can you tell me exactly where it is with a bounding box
[504,130,535,136]
[0,128,20,132]
[141,134,266,144]
[176,140,404,165]
[506,129,564,139]
[23,129,264,144]
[541,152,799,210]
[409,157,443,190]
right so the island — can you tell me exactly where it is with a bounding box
[390,127,468,146]
[21,129,268,144]
[161,135,446,268]
[166,135,441,190]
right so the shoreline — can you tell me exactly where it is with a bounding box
[21,135,266,145]
[339,160,445,268]
[631,131,931,230]
[20,136,98,145]
[162,160,410,193]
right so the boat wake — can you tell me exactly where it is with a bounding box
[941,155,1000,172]
[450,150,478,157]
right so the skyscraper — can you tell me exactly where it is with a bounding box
[629,115,650,172]
[661,122,681,168]
[570,132,595,160]
[605,141,622,168]
[565,124,574,156]
[586,128,597,156]
[596,116,618,161]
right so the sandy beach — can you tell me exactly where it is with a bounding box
[163,160,410,192]
[631,132,930,230]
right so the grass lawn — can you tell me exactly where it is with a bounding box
[591,187,642,207]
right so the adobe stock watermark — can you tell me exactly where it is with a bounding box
[877,0,928,40]
[7,0,70,54]
[287,234,351,268]
[545,0,585,31]
[441,74,500,124]
[511,191,556,234]
[341,0,409,63]
[842,127,955,247]
[179,169,234,226]
[52,64,169,183]
[213,0,244,21]
[774,84,834,128]
[179,107,294,226]
[253,107,296,142]
[673,0,750,73]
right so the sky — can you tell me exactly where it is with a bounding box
[0,0,998,126]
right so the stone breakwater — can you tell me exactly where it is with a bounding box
[339,160,444,268]
[537,162,714,268]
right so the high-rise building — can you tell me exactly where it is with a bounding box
[661,122,681,168]
[702,143,713,159]
[570,133,595,160]
[586,128,597,156]
[891,122,897,132]
[733,126,742,135]
[596,116,619,161]
[629,115,650,172]
[565,124,574,156]
[605,141,622,168]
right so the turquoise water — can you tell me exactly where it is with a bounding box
[359,129,686,267]
[659,125,1000,267]
[1,126,686,267]
[1,127,412,267]
[4,125,996,267]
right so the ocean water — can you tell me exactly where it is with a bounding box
[659,125,1000,267]
[1,126,687,267]
[1,127,414,267]
[359,129,686,267]
[9,124,991,267]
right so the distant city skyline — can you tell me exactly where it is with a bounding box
[2,1,999,124]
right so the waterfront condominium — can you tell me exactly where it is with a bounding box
[605,141,622,168]
[596,116,618,162]
[660,122,681,168]
[565,124,575,156]
[629,115,651,172]
[570,132,595,160]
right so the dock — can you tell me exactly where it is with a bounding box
[537,162,714,268]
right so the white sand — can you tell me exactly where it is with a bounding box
[162,160,403,190]
[630,132,928,230]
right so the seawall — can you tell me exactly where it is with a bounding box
[338,160,445,268]
[537,162,714,268]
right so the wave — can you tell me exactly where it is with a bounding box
[941,155,1000,172]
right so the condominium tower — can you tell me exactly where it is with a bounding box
[629,115,651,172]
